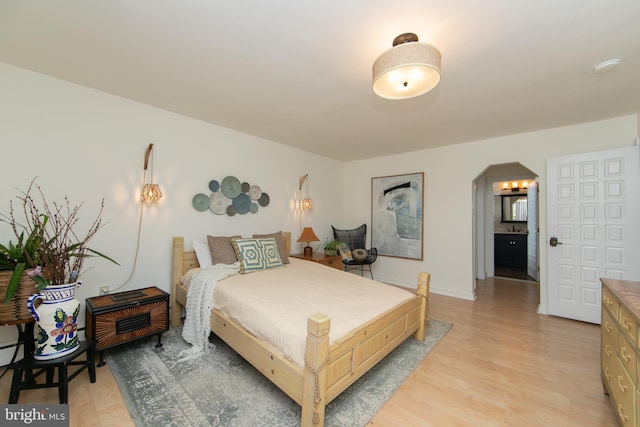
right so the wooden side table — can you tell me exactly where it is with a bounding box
[8,340,96,404]
[290,252,344,271]
[85,286,169,366]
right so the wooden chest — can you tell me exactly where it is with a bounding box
[85,286,169,365]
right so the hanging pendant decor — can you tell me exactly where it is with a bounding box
[27,282,82,360]
[192,176,270,216]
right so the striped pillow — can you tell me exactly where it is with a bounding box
[231,238,283,274]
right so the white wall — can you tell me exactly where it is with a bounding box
[0,62,344,361]
[342,114,639,303]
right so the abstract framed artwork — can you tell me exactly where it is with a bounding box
[371,172,424,260]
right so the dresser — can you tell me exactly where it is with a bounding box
[601,278,640,426]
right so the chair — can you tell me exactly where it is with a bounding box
[332,224,378,279]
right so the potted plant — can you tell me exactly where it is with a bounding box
[0,229,41,322]
[0,178,118,359]
[324,239,341,257]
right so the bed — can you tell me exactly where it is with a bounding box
[170,233,430,427]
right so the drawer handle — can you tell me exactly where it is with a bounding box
[622,318,632,331]
[605,367,612,381]
[621,346,631,362]
[605,322,613,333]
[605,345,613,357]
[617,404,628,422]
[617,376,628,392]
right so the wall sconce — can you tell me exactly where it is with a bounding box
[142,143,162,202]
[299,174,312,210]
[297,227,320,256]
[502,181,529,192]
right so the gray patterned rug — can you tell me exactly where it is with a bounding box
[107,319,451,427]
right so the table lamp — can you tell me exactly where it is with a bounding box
[297,227,320,256]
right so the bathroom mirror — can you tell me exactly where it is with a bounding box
[501,195,527,222]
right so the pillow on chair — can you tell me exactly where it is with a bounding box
[337,242,352,261]
[352,248,368,261]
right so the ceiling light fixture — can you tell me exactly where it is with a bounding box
[372,33,441,100]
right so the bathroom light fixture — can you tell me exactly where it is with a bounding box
[502,181,529,192]
[141,143,163,202]
[297,227,320,256]
[372,33,441,100]
[299,174,312,210]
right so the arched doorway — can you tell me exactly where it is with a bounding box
[473,162,539,284]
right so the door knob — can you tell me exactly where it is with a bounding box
[549,237,563,247]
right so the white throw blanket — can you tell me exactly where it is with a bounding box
[179,263,240,361]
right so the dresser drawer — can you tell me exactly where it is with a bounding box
[602,308,619,355]
[602,285,619,319]
[609,357,635,426]
[619,304,638,344]
[618,332,637,384]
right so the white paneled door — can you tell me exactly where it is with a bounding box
[547,146,640,324]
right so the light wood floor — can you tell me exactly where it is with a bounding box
[0,277,618,426]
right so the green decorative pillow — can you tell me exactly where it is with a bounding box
[231,238,284,274]
[337,242,352,261]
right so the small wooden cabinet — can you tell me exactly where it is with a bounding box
[601,278,640,426]
[494,233,527,269]
[85,286,169,366]
[290,252,343,271]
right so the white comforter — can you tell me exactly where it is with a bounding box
[184,258,414,367]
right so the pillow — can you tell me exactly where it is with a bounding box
[352,248,368,261]
[337,242,352,261]
[231,238,283,274]
[193,240,213,268]
[207,235,241,265]
[253,231,290,264]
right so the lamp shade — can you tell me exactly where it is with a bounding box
[373,33,441,100]
[142,183,163,202]
[297,227,320,243]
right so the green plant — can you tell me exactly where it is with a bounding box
[0,178,119,303]
[324,239,341,251]
[0,227,42,303]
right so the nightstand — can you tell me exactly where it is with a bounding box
[85,286,169,366]
[290,252,343,271]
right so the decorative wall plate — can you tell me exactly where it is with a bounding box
[258,193,270,207]
[192,193,210,211]
[208,180,220,192]
[233,193,251,214]
[209,192,230,215]
[249,185,262,200]
[221,176,242,199]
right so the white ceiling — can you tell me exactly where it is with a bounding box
[1,1,639,161]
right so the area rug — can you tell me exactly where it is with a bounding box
[108,319,451,427]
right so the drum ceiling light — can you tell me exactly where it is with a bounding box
[372,33,441,100]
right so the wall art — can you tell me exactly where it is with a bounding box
[371,172,423,260]
[192,176,270,216]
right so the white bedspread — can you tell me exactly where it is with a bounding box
[211,258,414,367]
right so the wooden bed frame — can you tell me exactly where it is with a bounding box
[170,233,430,427]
